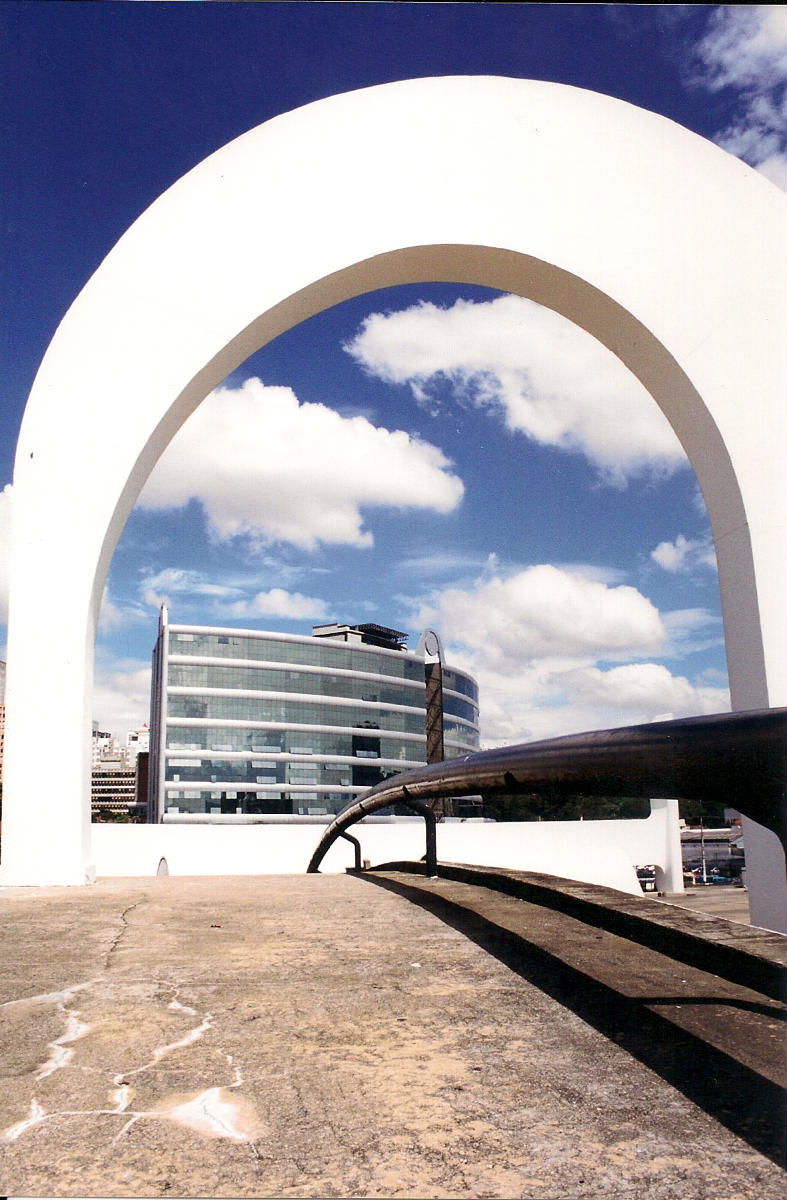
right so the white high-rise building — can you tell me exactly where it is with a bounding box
[148,608,479,822]
[125,723,149,764]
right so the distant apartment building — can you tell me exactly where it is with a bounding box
[92,722,150,771]
[91,764,138,820]
[91,724,114,768]
[148,608,479,822]
[126,723,149,763]
[91,721,150,820]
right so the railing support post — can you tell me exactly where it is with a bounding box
[424,805,437,878]
[401,787,438,878]
[339,831,363,872]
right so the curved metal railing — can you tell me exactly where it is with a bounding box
[307,708,786,873]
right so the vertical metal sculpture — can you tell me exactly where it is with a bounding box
[420,628,450,818]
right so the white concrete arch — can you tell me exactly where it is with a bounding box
[2,76,785,884]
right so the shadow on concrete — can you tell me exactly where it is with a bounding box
[360,871,786,1167]
[632,995,786,1019]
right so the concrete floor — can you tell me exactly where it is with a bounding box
[0,873,783,1199]
[657,884,751,924]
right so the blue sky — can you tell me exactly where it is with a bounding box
[1,3,785,744]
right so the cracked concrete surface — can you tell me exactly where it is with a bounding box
[0,873,784,1199]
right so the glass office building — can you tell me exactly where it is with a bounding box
[148,608,479,821]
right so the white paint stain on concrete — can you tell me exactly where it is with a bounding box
[2,1098,46,1143]
[37,1012,90,1080]
[1,979,97,1084]
[120,1010,214,1081]
[152,1011,213,1064]
[3,992,258,1149]
[113,1112,143,1144]
[112,1079,131,1112]
[168,997,197,1016]
[167,1087,250,1140]
[4,1083,260,1149]
[0,978,98,1010]
[106,998,213,1117]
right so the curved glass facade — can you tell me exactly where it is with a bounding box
[166,694,429,733]
[149,614,480,820]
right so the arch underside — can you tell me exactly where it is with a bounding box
[93,243,766,712]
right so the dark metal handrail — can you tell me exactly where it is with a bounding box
[307,708,786,873]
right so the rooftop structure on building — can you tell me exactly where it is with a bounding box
[148,607,479,823]
[312,623,409,652]
[127,723,149,749]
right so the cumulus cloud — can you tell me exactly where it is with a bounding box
[0,483,12,624]
[92,660,152,742]
[135,565,330,626]
[411,562,728,744]
[138,378,463,550]
[226,587,329,622]
[416,564,666,668]
[98,588,128,632]
[695,6,786,94]
[694,6,787,188]
[546,662,728,726]
[474,666,728,746]
[651,533,717,573]
[344,296,687,484]
[661,607,725,660]
[140,567,244,610]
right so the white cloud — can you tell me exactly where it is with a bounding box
[138,378,463,551]
[661,606,725,660]
[551,562,629,586]
[662,606,720,637]
[140,566,244,610]
[98,583,155,633]
[134,565,330,626]
[548,662,728,726]
[143,567,241,597]
[694,6,787,189]
[651,533,717,573]
[396,550,493,577]
[411,562,728,745]
[98,588,126,632]
[416,564,665,668]
[345,296,687,484]
[456,654,729,748]
[227,588,329,622]
[92,660,152,742]
[0,484,12,624]
[696,6,786,92]
[754,153,787,189]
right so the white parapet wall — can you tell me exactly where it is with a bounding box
[91,799,683,898]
